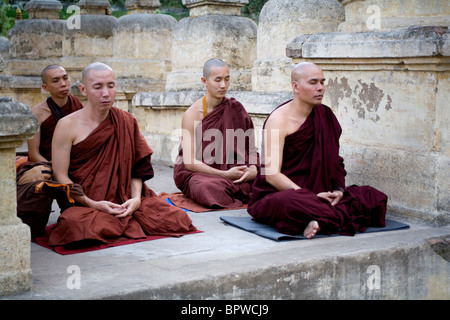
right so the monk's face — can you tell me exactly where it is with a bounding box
[42,67,70,99]
[80,69,116,110]
[293,65,326,107]
[202,66,230,99]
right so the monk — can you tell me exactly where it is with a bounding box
[27,65,83,162]
[48,62,196,246]
[16,65,83,238]
[173,58,259,209]
[247,62,387,238]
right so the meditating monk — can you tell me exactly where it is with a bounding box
[27,65,84,162]
[173,58,259,209]
[247,62,387,238]
[48,62,196,246]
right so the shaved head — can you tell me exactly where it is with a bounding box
[291,62,321,83]
[81,62,114,84]
[203,58,228,79]
[41,65,65,84]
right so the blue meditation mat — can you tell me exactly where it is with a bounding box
[219,216,410,241]
[165,198,189,212]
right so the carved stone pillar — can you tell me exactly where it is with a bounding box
[24,0,63,19]
[0,97,38,296]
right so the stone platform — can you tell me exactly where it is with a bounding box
[3,164,450,301]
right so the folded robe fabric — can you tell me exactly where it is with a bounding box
[34,223,202,255]
[16,161,77,238]
[220,216,409,241]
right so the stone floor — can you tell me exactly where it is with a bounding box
[3,164,450,301]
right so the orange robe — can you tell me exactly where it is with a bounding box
[48,107,196,246]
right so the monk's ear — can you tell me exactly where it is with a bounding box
[41,84,49,93]
[201,76,207,85]
[78,82,87,97]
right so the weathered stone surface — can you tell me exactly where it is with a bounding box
[0,97,38,137]
[183,0,248,16]
[338,0,450,33]
[125,0,161,13]
[7,20,65,61]
[24,0,63,19]
[253,0,345,92]
[0,97,36,296]
[167,14,257,91]
[287,26,449,59]
[78,0,110,15]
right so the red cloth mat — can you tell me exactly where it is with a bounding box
[158,192,247,213]
[33,223,202,255]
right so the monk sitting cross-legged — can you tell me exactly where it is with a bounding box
[48,62,196,246]
[247,62,387,239]
[173,58,259,209]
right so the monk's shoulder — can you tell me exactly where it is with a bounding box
[31,101,51,122]
[183,99,203,122]
[228,98,247,112]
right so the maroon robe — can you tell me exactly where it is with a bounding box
[247,101,387,236]
[48,107,196,246]
[174,97,259,209]
[39,94,84,161]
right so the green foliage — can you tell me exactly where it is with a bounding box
[0,1,15,37]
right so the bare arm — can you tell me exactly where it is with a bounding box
[263,115,301,191]
[27,105,50,162]
[27,126,48,162]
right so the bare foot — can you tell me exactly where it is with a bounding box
[303,221,320,239]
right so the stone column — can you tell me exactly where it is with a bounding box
[6,0,65,77]
[0,97,38,296]
[132,0,257,164]
[125,0,161,13]
[1,0,64,107]
[78,0,111,15]
[110,0,176,95]
[166,0,257,92]
[338,0,450,32]
[24,0,62,19]
[61,0,117,84]
[252,0,345,92]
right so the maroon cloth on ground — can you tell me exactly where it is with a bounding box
[39,94,84,161]
[48,107,197,246]
[35,223,202,255]
[247,102,387,236]
[174,97,259,209]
